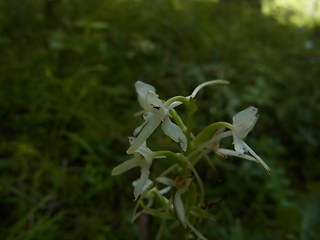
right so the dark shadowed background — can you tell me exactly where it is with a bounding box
[0,0,319,239]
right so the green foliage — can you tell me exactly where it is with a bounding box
[0,0,319,239]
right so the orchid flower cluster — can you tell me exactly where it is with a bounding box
[112,80,270,240]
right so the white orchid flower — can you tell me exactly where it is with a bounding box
[156,176,192,228]
[132,179,153,194]
[127,81,187,154]
[112,138,158,200]
[231,107,271,173]
[156,176,206,239]
[131,183,172,222]
[197,107,270,173]
[232,107,259,153]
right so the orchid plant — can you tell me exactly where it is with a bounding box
[112,80,270,240]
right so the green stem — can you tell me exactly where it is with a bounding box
[185,114,195,154]
[153,151,188,169]
[177,154,205,205]
[186,219,207,240]
[169,108,192,151]
[159,164,178,177]
[169,109,187,132]
[204,154,220,180]
[156,195,172,240]
[190,122,234,149]
[156,217,166,240]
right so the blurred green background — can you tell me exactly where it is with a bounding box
[0,0,319,239]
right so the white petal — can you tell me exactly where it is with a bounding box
[127,117,161,154]
[134,165,151,200]
[242,141,271,173]
[156,177,176,187]
[111,157,139,175]
[233,107,258,139]
[174,190,187,228]
[161,117,187,151]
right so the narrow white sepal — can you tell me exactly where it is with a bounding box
[156,177,176,187]
[127,117,161,154]
[174,190,187,228]
[111,158,139,176]
[159,186,172,195]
